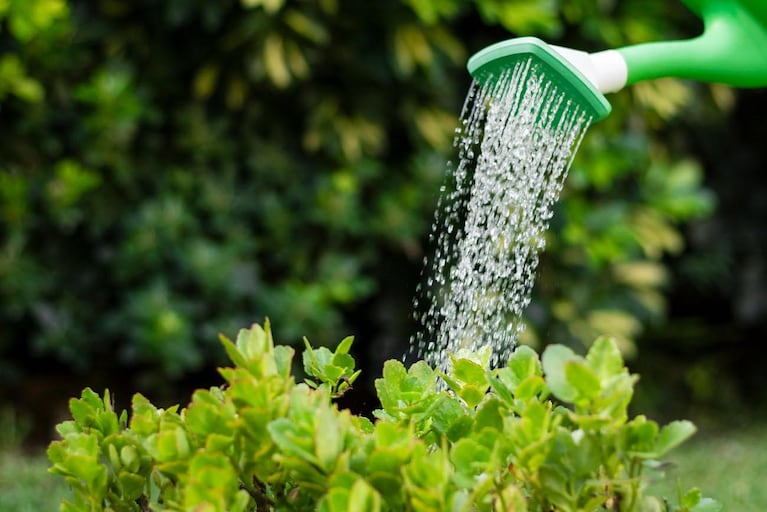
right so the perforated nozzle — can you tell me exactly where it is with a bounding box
[467,37,612,123]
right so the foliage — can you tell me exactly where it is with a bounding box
[10,426,765,512]
[0,0,727,390]
[48,322,720,511]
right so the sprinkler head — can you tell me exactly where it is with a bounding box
[467,37,612,123]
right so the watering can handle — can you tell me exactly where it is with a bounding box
[617,0,767,88]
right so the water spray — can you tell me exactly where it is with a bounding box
[412,0,767,371]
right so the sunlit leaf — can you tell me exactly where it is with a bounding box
[263,33,290,88]
[541,345,579,403]
[241,0,284,13]
[655,420,696,456]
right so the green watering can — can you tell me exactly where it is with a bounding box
[467,0,767,121]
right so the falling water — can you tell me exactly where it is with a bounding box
[410,59,592,374]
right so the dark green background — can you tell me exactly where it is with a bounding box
[1,0,764,442]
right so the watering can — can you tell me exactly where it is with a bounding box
[467,0,767,121]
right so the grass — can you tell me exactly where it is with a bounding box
[0,449,70,511]
[648,423,767,511]
[0,425,764,511]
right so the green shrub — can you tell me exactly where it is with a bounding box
[0,0,722,390]
[48,322,720,511]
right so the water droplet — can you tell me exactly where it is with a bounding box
[409,59,590,374]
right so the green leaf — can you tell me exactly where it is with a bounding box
[373,421,411,450]
[538,464,573,511]
[356,415,374,434]
[691,498,724,512]
[511,401,553,453]
[564,361,601,400]
[348,478,382,511]
[450,437,491,470]
[474,397,503,431]
[375,360,406,411]
[568,432,601,477]
[403,0,462,24]
[68,388,102,426]
[6,0,69,42]
[427,394,465,435]
[331,352,355,371]
[283,9,330,44]
[622,415,659,456]
[54,420,78,437]
[637,495,664,512]
[541,345,579,403]
[273,345,295,378]
[488,369,515,405]
[321,487,350,512]
[129,394,161,436]
[303,342,334,379]
[268,418,318,465]
[382,358,407,385]
[119,445,139,472]
[681,488,703,508]
[508,345,542,382]
[205,433,234,452]
[369,450,406,477]
[452,358,487,388]
[118,471,146,500]
[237,323,269,360]
[155,429,180,462]
[375,359,436,414]
[446,416,473,441]
[107,442,121,469]
[185,452,240,508]
[335,335,354,355]
[586,336,624,380]
[186,390,232,438]
[403,444,450,501]
[404,360,436,392]
[457,385,485,409]
[514,375,546,401]
[323,363,345,382]
[220,334,247,368]
[655,420,696,456]
[314,406,343,472]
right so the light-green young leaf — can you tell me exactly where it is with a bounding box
[655,420,696,457]
[586,336,624,380]
[542,344,580,403]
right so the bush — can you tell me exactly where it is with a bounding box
[0,0,723,393]
[48,322,720,511]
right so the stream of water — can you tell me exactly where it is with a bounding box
[410,59,592,374]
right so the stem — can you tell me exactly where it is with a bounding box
[241,477,276,509]
[136,495,153,512]
[494,478,507,511]
[625,458,641,512]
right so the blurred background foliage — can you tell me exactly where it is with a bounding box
[0,0,764,439]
